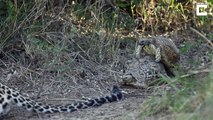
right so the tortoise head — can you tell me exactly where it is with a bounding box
[135,38,157,59]
[137,39,152,47]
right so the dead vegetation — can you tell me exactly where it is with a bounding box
[0,0,213,120]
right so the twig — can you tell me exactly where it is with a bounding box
[180,68,212,78]
[190,27,213,48]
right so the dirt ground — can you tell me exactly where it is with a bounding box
[0,33,212,120]
[0,67,148,120]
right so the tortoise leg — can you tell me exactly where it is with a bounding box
[135,45,143,59]
[161,62,175,77]
[155,47,161,62]
[119,74,137,85]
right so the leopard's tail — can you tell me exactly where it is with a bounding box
[11,85,123,113]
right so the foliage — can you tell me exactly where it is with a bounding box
[138,67,213,119]
[0,0,212,58]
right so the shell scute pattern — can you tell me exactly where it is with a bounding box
[135,36,180,77]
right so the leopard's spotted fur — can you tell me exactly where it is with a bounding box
[120,56,167,88]
[0,83,122,118]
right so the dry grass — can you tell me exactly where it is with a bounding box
[0,0,213,120]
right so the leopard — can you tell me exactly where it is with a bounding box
[119,56,168,88]
[135,36,180,77]
[0,83,122,119]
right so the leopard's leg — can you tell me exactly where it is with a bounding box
[131,81,148,88]
[119,74,136,85]
[120,74,148,88]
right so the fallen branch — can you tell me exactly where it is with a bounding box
[190,27,213,48]
[180,68,212,79]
